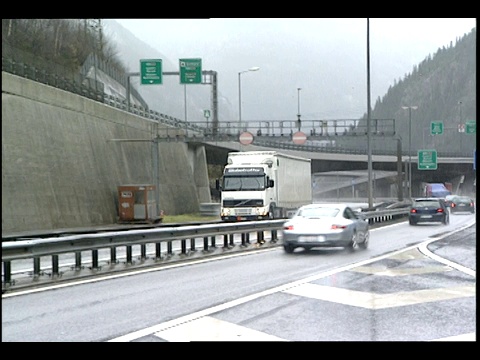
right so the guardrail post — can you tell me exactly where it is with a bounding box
[140,244,147,259]
[52,255,60,277]
[190,238,196,252]
[181,239,187,254]
[257,231,265,244]
[167,241,173,255]
[74,252,82,270]
[92,249,100,269]
[203,237,209,251]
[241,233,247,247]
[33,257,41,277]
[155,243,162,259]
[125,246,133,264]
[229,234,235,247]
[223,234,229,248]
[3,261,12,286]
[110,247,117,264]
[210,236,216,248]
[271,229,278,243]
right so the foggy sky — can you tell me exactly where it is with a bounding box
[110,18,476,121]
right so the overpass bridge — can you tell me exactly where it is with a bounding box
[160,119,475,201]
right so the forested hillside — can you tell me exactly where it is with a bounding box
[338,28,476,156]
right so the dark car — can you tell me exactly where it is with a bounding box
[409,198,449,225]
[449,196,475,214]
[444,194,457,208]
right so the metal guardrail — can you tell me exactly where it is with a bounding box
[2,209,409,292]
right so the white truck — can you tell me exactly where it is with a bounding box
[216,151,312,221]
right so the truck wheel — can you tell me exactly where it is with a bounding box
[268,207,275,220]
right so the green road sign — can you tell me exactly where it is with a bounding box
[418,149,437,170]
[466,120,476,134]
[431,121,443,135]
[179,58,202,84]
[140,59,162,85]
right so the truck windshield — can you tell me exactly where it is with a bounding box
[223,176,265,191]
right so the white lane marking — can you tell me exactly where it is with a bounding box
[352,265,452,276]
[153,316,287,342]
[283,283,475,309]
[430,332,476,341]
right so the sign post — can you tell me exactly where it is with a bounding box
[418,149,437,170]
[140,59,162,85]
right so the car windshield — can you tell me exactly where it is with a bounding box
[298,207,339,218]
[414,200,440,207]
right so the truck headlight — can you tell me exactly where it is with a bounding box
[221,208,230,216]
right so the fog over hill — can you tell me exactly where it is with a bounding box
[103,19,474,124]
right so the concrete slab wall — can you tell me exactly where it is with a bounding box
[2,72,210,234]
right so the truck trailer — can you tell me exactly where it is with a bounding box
[216,151,312,221]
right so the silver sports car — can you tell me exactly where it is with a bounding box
[281,203,370,253]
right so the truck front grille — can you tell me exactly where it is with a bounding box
[223,199,264,207]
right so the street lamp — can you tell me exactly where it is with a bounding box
[402,105,418,199]
[297,88,302,130]
[238,67,260,132]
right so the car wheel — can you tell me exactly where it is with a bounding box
[283,244,294,254]
[358,231,369,250]
[409,219,416,225]
[347,231,358,251]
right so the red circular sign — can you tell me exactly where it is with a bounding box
[239,131,254,145]
[292,131,307,145]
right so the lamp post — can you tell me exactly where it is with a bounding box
[297,87,302,130]
[238,67,260,132]
[402,105,418,199]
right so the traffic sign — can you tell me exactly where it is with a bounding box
[418,149,437,170]
[179,58,202,84]
[239,131,254,145]
[431,121,443,135]
[466,120,476,134]
[140,59,162,85]
[204,110,210,118]
[292,131,307,145]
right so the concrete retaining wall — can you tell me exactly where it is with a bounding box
[2,72,211,234]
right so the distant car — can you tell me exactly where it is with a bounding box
[444,194,457,208]
[409,198,449,225]
[449,196,475,214]
[281,203,369,253]
[424,183,451,198]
